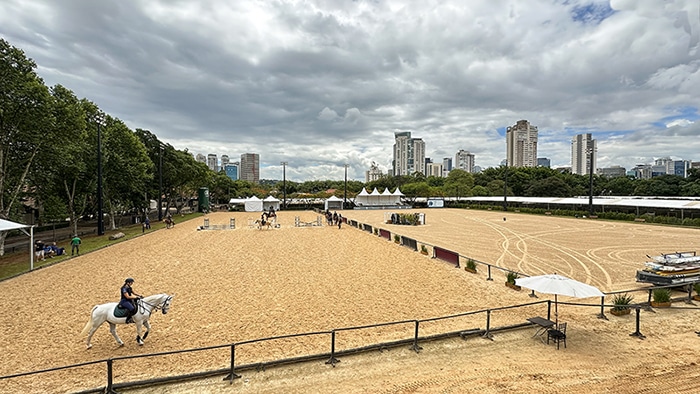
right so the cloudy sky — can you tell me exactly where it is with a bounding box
[2,0,699,181]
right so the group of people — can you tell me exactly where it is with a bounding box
[33,240,67,260]
[325,210,343,229]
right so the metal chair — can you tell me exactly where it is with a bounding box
[547,322,567,349]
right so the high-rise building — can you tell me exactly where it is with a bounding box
[571,133,596,175]
[224,163,239,181]
[506,120,538,167]
[392,132,425,176]
[207,154,218,172]
[365,162,384,183]
[442,157,452,177]
[454,150,475,173]
[656,157,691,177]
[426,162,443,177]
[599,166,626,178]
[240,153,260,183]
[196,153,206,165]
[537,158,551,168]
[221,155,230,169]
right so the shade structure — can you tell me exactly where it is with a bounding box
[515,274,604,324]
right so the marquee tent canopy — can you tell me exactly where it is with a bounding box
[244,196,264,212]
[324,195,344,211]
[263,195,281,211]
[0,219,36,270]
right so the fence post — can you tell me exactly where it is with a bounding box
[546,300,551,321]
[105,359,118,394]
[326,331,340,366]
[597,296,608,320]
[223,344,241,382]
[486,265,493,281]
[629,307,646,339]
[410,320,422,353]
[482,310,493,340]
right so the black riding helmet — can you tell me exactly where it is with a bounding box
[125,278,134,284]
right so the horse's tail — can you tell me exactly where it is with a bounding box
[81,305,98,336]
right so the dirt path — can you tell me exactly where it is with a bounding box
[1,209,699,393]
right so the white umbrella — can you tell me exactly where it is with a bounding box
[515,274,604,325]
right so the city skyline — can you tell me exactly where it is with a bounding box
[2,1,699,182]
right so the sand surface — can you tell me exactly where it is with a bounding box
[1,209,699,393]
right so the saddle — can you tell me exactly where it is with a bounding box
[113,300,137,318]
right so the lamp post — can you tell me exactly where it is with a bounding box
[158,145,163,221]
[503,160,508,211]
[94,113,105,236]
[281,161,287,209]
[344,164,349,210]
[587,147,594,216]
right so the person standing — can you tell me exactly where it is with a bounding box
[119,278,142,324]
[34,240,45,261]
[337,213,342,229]
[71,235,81,256]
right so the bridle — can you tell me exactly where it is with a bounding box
[137,295,173,315]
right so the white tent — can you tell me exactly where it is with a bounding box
[324,195,344,211]
[0,219,35,270]
[370,188,382,206]
[381,188,394,205]
[244,196,264,212]
[263,195,281,211]
[354,188,370,206]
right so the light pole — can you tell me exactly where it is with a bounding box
[94,113,105,236]
[281,161,287,209]
[158,145,163,221]
[344,164,349,210]
[503,160,508,211]
[587,147,594,216]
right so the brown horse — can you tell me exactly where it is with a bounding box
[164,217,175,229]
[254,218,272,230]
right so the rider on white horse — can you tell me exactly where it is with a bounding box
[120,278,142,324]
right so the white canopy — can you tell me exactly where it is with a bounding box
[354,187,403,206]
[325,195,344,211]
[244,196,264,212]
[263,195,281,211]
[0,219,36,270]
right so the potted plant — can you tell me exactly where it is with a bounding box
[420,245,429,255]
[610,293,634,316]
[373,228,378,236]
[505,271,521,291]
[393,234,400,244]
[651,288,672,308]
[693,283,700,301]
[465,258,477,274]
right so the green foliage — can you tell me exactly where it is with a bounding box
[506,271,519,284]
[693,283,700,296]
[611,293,634,311]
[421,244,428,253]
[652,288,672,303]
[466,258,477,270]
[394,234,400,243]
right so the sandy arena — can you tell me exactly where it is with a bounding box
[1,209,699,393]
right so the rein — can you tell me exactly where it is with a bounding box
[136,296,171,315]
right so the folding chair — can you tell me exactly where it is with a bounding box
[547,322,567,349]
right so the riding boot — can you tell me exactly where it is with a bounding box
[126,314,133,324]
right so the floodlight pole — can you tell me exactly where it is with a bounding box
[281,161,288,209]
[588,148,594,216]
[158,145,163,221]
[503,160,508,211]
[344,164,349,209]
[95,114,105,236]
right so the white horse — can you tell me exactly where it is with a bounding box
[81,293,174,349]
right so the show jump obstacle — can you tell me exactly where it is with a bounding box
[199,218,236,230]
[294,216,323,227]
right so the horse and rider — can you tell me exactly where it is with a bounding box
[120,278,142,324]
[164,212,175,228]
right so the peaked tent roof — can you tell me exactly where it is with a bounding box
[370,188,381,196]
[357,188,370,196]
[393,188,404,196]
[246,196,262,201]
[0,219,30,232]
[263,195,280,202]
[381,188,393,195]
[326,195,343,201]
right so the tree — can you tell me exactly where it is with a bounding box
[0,39,53,255]
[525,177,572,197]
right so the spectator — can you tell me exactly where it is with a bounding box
[144,216,151,229]
[34,240,45,261]
[49,242,65,256]
[71,235,81,256]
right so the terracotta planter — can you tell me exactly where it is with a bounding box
[420,250,429,256]
[610,308,631,316]
[651,301,672,308]
[465,267,477,274]
[505,282,521,291]
[693,295,700,301]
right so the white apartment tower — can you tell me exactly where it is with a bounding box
[220,155,230,169]
[393,132,425,176]
[365,162,384,183]
[426,162,444,177]
[240,153,260,183]
[506,120,538,167]
[454,150,475,173]
[207,154,218,172]
[195,153,206,164]
[571,133,597,176]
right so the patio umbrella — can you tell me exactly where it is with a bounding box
[515,274,604,325]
